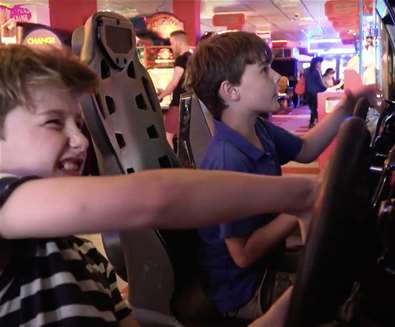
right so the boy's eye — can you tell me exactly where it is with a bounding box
[45,119,64,128]
[75,119,84,130]
[260,66,269,74]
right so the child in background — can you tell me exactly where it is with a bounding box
[322,68,344,90]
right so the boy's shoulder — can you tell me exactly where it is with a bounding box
[201,137,254,172]
[0,174,40,208]
[0,173,13,178]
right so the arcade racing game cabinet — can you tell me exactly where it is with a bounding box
[285,1,395,326]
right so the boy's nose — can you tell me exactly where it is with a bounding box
[270,68,281,84]
[69,128,89,153]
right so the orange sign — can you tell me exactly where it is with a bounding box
[213,13,245,30]
[325,0,373,43]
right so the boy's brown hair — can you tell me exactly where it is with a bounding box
[0,45,98,137]
[185,31,272,120]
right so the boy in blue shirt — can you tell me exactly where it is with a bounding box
[186,31,376,320]
[0,45,319,326]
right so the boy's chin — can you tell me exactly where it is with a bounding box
[54,169,82,177]
[266,102,280,113]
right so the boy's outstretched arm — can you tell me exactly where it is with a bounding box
[296,85,377,163]
[0,169,316,239]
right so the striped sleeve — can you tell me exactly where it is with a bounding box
[0,176,39,207]
[105,262,132,321]
[74,237,132,322]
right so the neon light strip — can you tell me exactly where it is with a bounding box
[309,38,342,44]
[309,48,356,55]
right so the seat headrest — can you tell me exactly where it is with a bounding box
[71,25,84,56]
[80,12,135,70]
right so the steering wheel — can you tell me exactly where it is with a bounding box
[285,117,373,326]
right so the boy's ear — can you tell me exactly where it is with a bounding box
[219,80,240,103]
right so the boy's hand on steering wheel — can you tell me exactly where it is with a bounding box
[295,175,322,242]
[341,84,379,115]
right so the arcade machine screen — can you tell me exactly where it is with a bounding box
[146,67,174,108]
[138,45,175,109]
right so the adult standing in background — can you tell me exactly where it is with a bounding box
[158,30,192,148]
[304,56,327,128]
[362,35,376,85]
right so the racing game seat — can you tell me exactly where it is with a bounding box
[73,11,246,327]
[177,92,214,168]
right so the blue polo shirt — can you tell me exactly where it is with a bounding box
[198,118,303,313]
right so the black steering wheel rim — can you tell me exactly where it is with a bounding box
[285,117,373,326]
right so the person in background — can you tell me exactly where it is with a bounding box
[294,71,305,107]
[322,68,344,90]
[199,31,216,42]
[277,76,291,113]
[322,68,336,88]
[158,30,192,148]
[304,56,326,128]
[362,35,376,85]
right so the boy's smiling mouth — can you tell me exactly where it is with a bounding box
[57,158,84,175]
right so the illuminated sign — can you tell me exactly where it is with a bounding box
[307,37,356,55]
[23,29,61,47]
[0,4,32,24]
[26,36,55,45]
[0,3,34,44]
[146,12,184,39]
[10,4,31,21]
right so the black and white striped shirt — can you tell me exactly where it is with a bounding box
[0,176,131,326]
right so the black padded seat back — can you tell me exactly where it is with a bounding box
[74,12,181,316]
[178,93,214,168]
[78,12,179,173]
